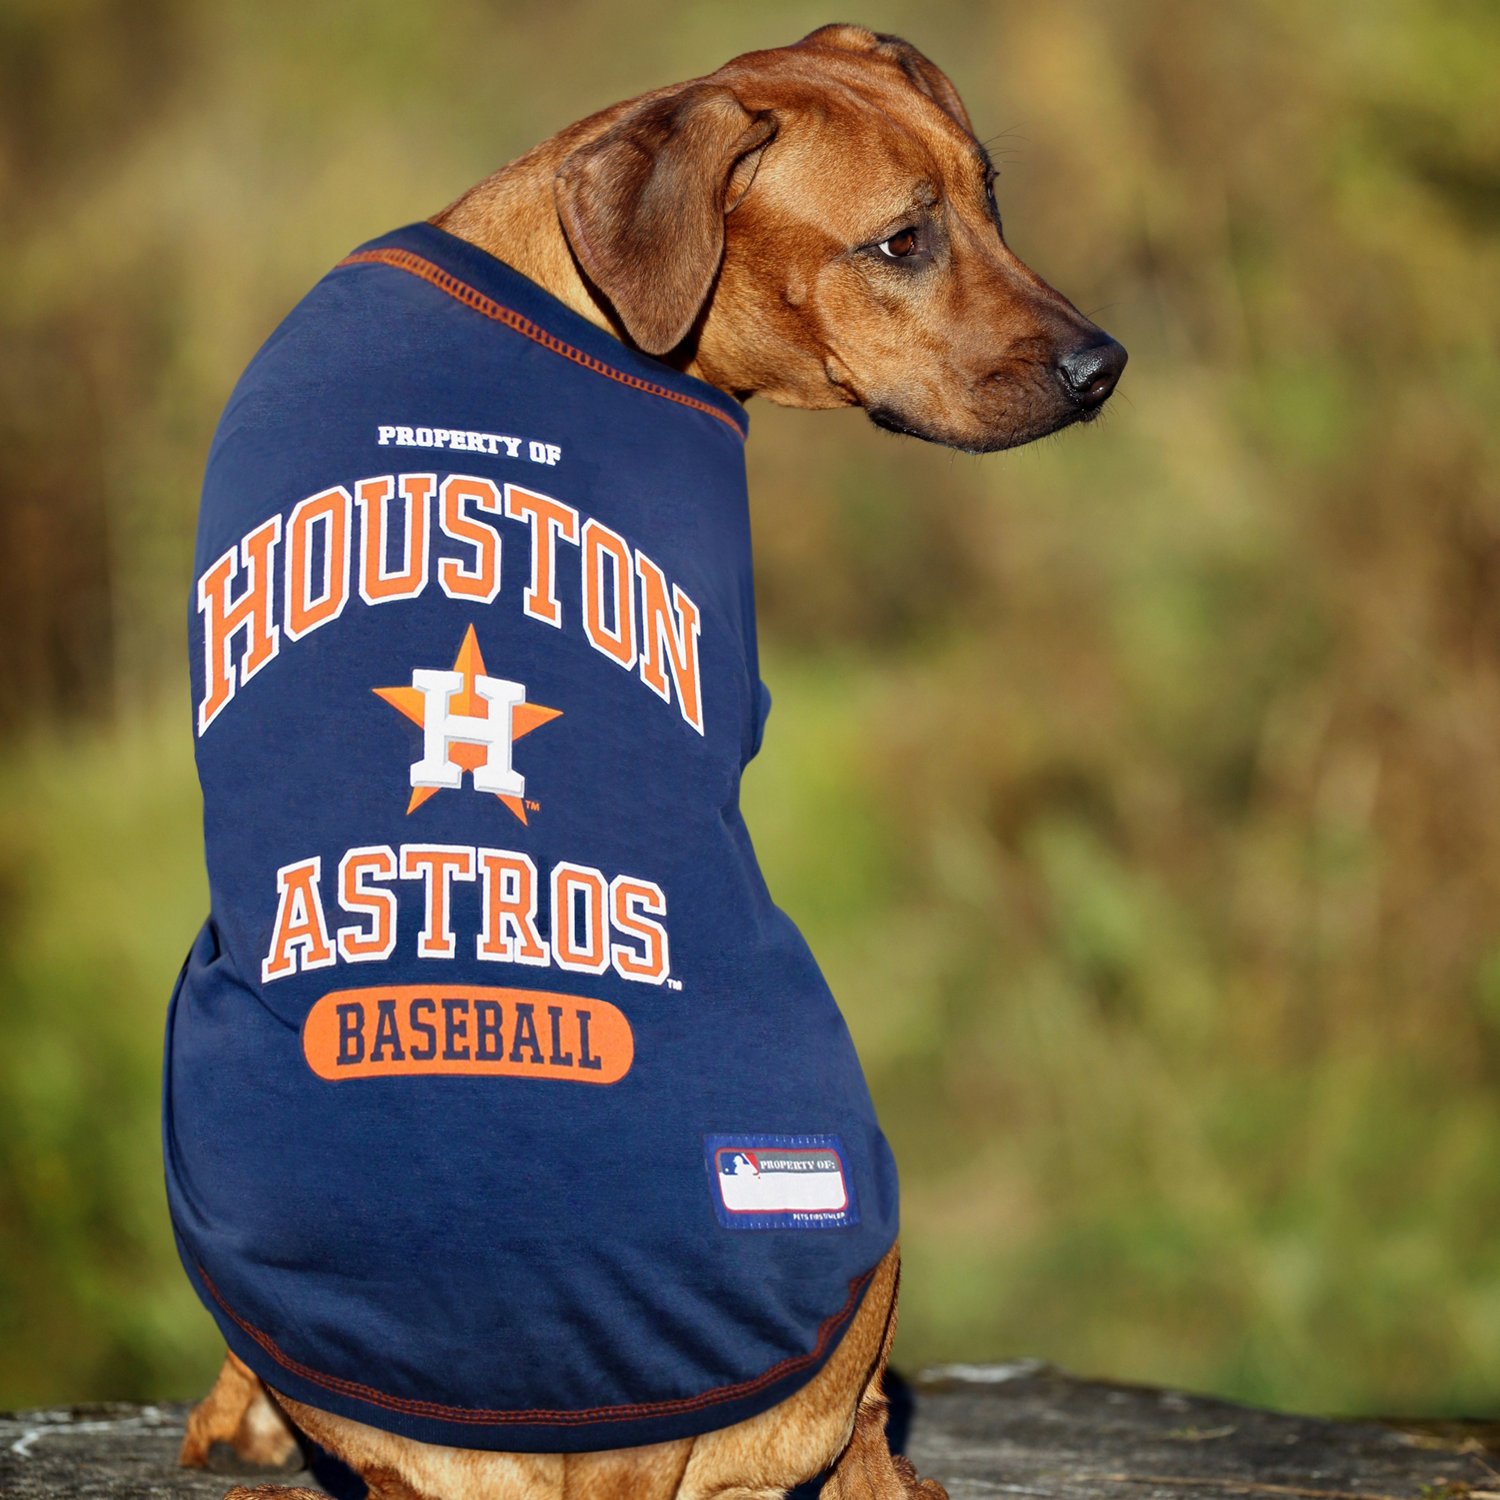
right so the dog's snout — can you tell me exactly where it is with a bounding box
[1057,336,1127,410]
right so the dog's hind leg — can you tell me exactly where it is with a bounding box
[179,1349,302,1472]
[668,1245,946,1500]
[816,1376,947,1500]
[816,1256,948,1500]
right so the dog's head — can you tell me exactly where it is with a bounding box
[554,23,1125,454]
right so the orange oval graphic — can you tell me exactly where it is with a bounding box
[302,985,633,1084]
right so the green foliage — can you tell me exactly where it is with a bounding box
[0,708,216,1404]
[3,0,1499,1417]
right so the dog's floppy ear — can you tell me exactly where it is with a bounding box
[555,84,777,357]
[798,24,975,136]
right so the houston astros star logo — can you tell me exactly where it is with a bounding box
[374,625,561,822]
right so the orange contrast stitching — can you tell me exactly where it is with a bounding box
[336,248,747,441]
[195,1259,874,1427]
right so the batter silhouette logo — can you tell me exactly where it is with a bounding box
[375,624,561,822]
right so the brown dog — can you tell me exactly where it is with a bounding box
[177,23,1122,1500]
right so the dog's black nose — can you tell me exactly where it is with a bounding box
[1057,336,1127,410]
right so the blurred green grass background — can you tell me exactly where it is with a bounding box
[3,0,1499,1418]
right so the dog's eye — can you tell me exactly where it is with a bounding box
[984,175,1002,231]
[877,228,920,260]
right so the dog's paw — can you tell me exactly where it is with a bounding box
[891,1453,948,1500]
[179,1354,302,1473]
[222,1487,326,1500]
[180,1397,301,1473]
[197,1436,304,1475]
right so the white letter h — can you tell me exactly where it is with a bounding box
[409,668,526,797]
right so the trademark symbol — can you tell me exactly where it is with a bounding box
[525,799,541,812]
[667,977,683,991]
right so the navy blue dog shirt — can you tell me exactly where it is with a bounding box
[162,221,899,1452]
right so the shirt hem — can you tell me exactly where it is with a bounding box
[174,1226,885,1453]
[337,223,750,441]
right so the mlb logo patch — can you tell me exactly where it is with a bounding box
[704,1133,859,1230]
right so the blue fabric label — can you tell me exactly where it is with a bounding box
[704,1133,859,1230]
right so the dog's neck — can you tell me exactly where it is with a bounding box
[433,112,850,413]
[435,145,612,327]
[434,112,697,376]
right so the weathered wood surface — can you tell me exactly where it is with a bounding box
[3,1362,1496,1500]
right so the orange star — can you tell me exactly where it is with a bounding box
[373,625,561,821]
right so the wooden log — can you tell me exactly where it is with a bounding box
[2,1363,1495,1500]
